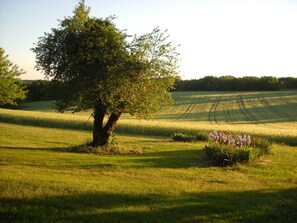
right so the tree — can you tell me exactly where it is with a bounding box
[32,1,179,146]
[0,48,27,106]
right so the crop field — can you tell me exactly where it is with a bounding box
[158,91,297,124]
[151,91,297,144]
[119,91,297,145]
[0,91,297,222]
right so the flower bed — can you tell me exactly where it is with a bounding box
[204,131,271,166]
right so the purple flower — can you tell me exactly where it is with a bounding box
[247,135,251,145]
[208,131,252,147]
[237,135,243,147]
[209,131,219,143]
[227,135,235,146]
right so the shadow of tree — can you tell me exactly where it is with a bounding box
[1,145,210,169]
[2,189,297,222]
[131,149,210,168]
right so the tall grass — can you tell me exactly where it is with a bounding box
[1,107,296,146]
[1,90,296,146]
[0,109,92,131]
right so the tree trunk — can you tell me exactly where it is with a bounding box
[92,106,106,146]
[92,106,122,147]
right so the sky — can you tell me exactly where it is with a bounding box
[0,0,297,80]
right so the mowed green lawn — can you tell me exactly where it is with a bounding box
[0,91,297,222]
[1,123,297,222]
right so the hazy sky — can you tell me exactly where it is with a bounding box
[1,0,297,80]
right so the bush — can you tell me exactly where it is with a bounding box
[172,132,208,142]
[172,133,197,142]
[204,131,271,166]
[204,144,259,166]
[68,141,143,155]
[252,136,272,156]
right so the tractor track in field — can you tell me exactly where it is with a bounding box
[208,96,221,124]
[162,91,297,125]
[237,95,258,123]
[187,102,196,116]
[178,95,204,121]
[225,96,237,123]
[179,103,195,121]
[280,97,297,119]
[257,96,295,122]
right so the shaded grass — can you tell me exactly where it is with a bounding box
[1,123,297,222]
[20,100,55,111]
[2,189,297,223]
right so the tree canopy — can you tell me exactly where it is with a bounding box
[0,48,27,106]
[32,1,179,146]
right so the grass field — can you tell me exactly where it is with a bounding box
[1,91,297,222]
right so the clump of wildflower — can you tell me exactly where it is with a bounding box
[205,131,270,166]
[208,130,251,148]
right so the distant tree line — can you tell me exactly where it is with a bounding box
[23,76,297,102]
[24,80,61,101]
[175,76,297,91]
